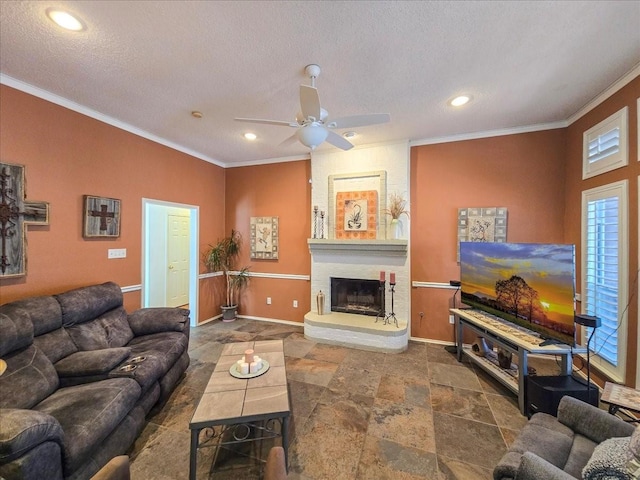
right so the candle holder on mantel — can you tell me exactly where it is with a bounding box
[384,281,399,328]
[375,280,386,324]
[319,211,325,239]
[313,206,318,239]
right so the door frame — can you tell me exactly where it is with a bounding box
[142,198,199,326]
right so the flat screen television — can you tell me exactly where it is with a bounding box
[459,242,576,346]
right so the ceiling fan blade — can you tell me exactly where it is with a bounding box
[300,85,321,121]
[325,130,354,151]
[327,113,390,129]
[278,132,299,148]
[235,118,298,127]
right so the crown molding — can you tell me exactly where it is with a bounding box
[227,153,310,168]
[566,63,640,126]
[0,74,226,168]
[410,121,567,147]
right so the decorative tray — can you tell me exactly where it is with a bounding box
[229,360,270,379]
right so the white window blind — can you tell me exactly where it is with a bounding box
[584,196,619,364]
[582,107,628,179]
[587,127,620,164]
[581,180,628,382]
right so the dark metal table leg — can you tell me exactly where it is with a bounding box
[189,428,199,480]
[282,415,290,473]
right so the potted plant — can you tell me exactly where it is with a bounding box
[384,192,409,239]
[204,229,250,321]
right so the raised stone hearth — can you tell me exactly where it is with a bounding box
[304,312,408,353]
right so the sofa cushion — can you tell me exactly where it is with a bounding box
[34,328,78,364]
[19,296,63,336]
[34,378,141,474]
[563,433,597,478]
[0,408,64,463]
[0,309,33,357]
[0,345,59,409]
[54,348,131,377]
[127,331,189,371]
[65,307,134,351]
[56,282,123,327]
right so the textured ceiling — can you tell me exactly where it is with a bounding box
[1,1,639,167]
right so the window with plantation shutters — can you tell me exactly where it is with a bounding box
[583,107,628,179]
[581,180,628,382]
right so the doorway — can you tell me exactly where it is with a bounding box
[142,199,199,326]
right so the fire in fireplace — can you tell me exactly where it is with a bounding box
[330,277,384,317]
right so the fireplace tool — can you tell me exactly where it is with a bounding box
[375,279,386,323]
[384,281,398,328]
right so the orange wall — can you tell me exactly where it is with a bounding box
[563,76,639,385]
[224,161,311,322]
[0,85,226,322]
[410,130,568,341]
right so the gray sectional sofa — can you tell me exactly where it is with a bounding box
[0,282,191,480]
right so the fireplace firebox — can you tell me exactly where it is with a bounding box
[330,277,384,317]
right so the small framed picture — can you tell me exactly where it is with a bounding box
[83,195,121,238]
[250,216,279,259]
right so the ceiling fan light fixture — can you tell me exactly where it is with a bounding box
[343,131,357,139]
[46,9,85,31]
[449,95,472,107]
[297,125,328,150]
[243,132,257,141]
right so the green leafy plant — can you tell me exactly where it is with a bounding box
[385,193,410,220]
[204,230,250,307]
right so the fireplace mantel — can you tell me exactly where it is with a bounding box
[307,239,408,257]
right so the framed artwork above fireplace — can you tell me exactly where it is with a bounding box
[328,170,387,240]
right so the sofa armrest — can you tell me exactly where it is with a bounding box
[127,308,189,336]
[557,396,635,444]
[514,452,576,480]
[54,348,131,377]
[0,408,63,463]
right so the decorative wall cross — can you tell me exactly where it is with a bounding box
[0,162,49,278]
[90,204,115,231]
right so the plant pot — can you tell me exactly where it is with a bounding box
[221,305,238,322]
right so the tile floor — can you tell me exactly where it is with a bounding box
[128,318,561,479]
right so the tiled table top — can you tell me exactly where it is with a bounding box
[190,340,289,428]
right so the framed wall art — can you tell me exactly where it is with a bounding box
[83,195,121,238]
[328,170,387,239]
[457,207,508,261]
[250,216,279,259]
[0,162,51,278]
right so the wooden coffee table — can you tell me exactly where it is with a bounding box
[189,340,290,479]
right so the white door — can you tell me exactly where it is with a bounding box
[167,214,190,307]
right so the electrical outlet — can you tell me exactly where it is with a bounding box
[266,297,272,305]
[293,300,298,308]
[449,314,455,324]
[108,248,126,259]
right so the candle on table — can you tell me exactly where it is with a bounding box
[240,362,249,375]
[379,271,385,282]
[254,356,262,370]
[249,361,258,374]
[390,272,396,284]
[244,349,254,364]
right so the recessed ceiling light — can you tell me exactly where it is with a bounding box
[343,131,357,139]
[244,133,257,141]
[449,95,472,107]
[46,9,85,31]
[191,111,203,118]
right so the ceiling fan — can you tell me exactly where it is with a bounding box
[235,64,390,151]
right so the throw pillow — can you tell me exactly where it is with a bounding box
[583,436,631,480]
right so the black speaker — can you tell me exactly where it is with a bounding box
[526,375,598,417]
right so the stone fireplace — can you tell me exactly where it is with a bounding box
[331,277,383,316]
[304,140,410,353]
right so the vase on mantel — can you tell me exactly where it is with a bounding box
[388,219,402,240]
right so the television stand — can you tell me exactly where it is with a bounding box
[451,308,585,416]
